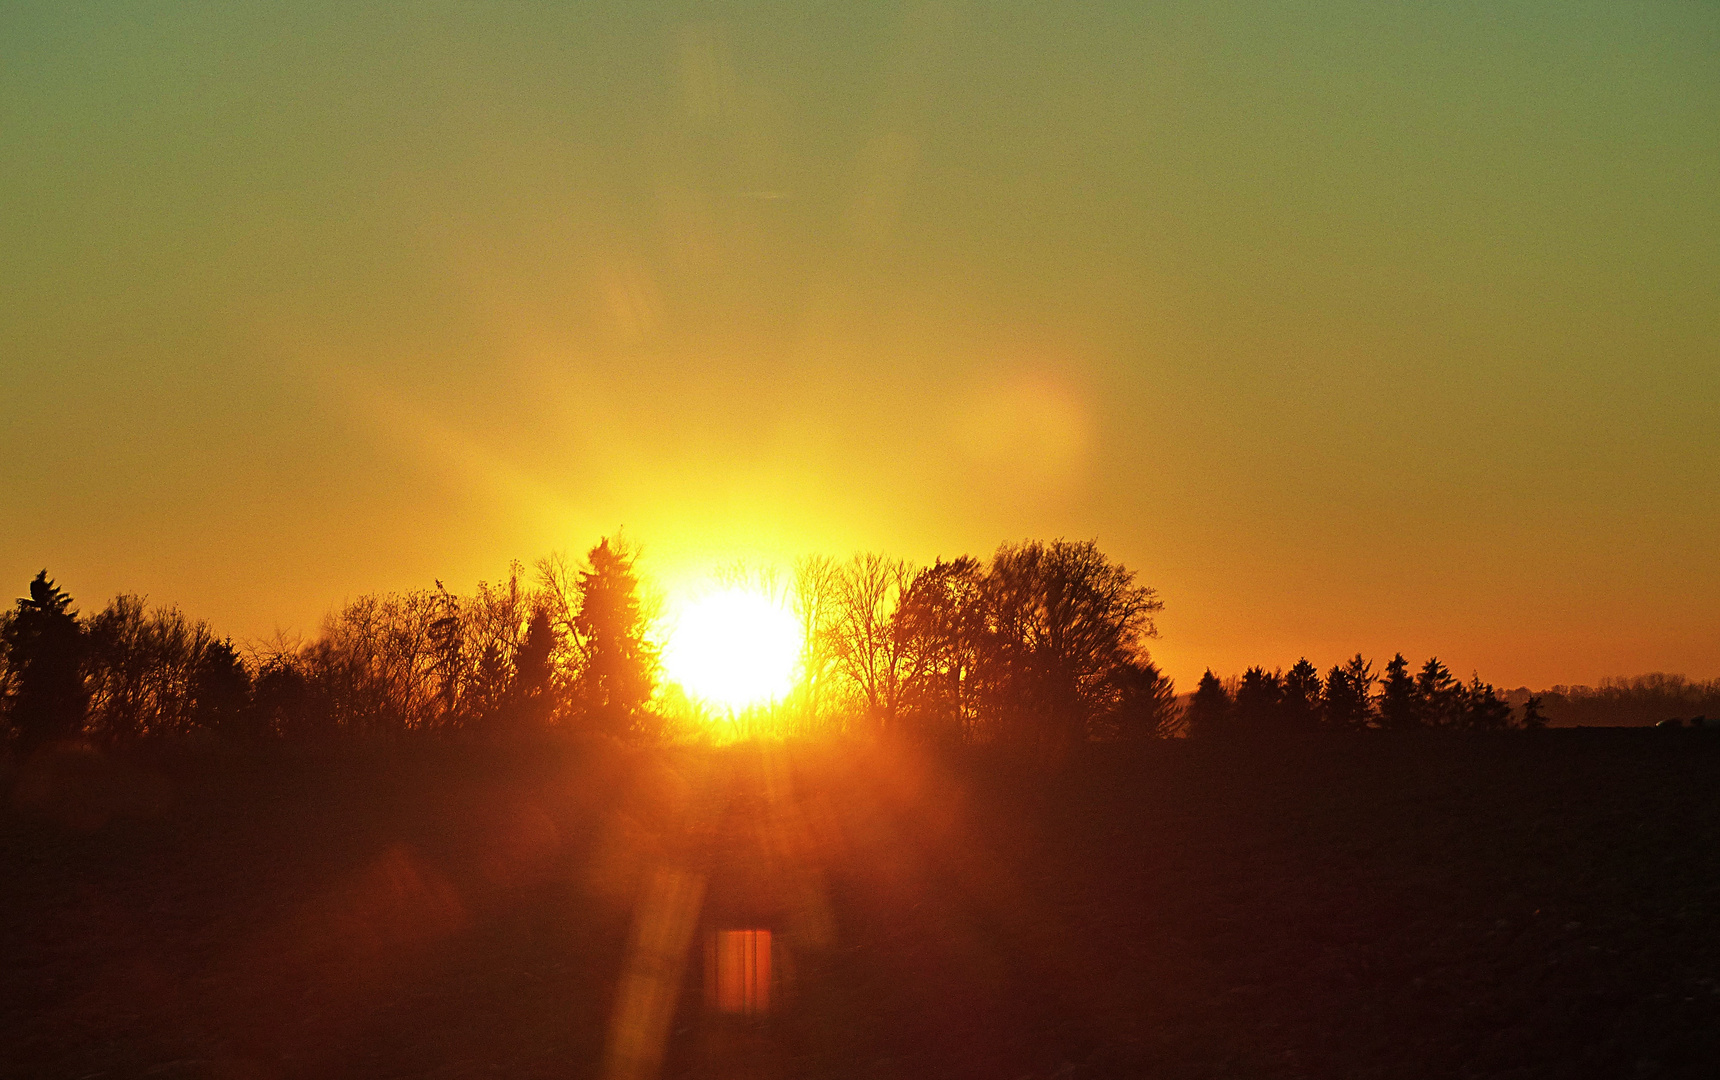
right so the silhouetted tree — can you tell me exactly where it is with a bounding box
[573,537,658,739]
[1185,669,1232,738]
[1415,657,1464,728]
[831,553,915,736]
[3,572,88,748]
[1461,674,1513,731]
[1281,658,1323,730]
[252,653,324,738]
[462,568,534,729]
[86,595,232,740]
[1520,695,1548,729]
[1103,658,1180,740]
[193,637,253,733]
[0,610,15,723]
[791,554,844,734]
[894,556,986,742]
[1376,653,1418,730]
[427,582,465,728]
[978,539,1163,747]
[508,608,556,728]
[86,594,155,741]
[1233,666,1283,732]
[1323,654,1375,729]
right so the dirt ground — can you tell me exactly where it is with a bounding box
[4,730,1720,1080]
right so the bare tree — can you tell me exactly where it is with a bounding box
[791,554,843,734]
[87,595,224,740]
[894,556,987,742]
[979,539,1164,747]
[830,554,916,736]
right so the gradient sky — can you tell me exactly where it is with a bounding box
[3,1,1716,689]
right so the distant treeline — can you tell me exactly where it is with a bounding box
[1509,675,1720,729]
[0,538,1176,750]
[1184,655,1539,736]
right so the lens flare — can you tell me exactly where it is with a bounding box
[663,588,799,711]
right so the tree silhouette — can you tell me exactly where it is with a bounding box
[3,572,88,748]
[427,582,465,728]
[1234,666,1283,732]
[253,654,319,738]
[1460,674,1513,731]
[1105,658,1180,740]
[1185,669,1232,738]
[1415,657,1464,728]
[1521,695,1548,730]
[980,539,1163,747]
[791,554,844,734]
[1377,653,1418,730]
[831,553,914,736]
[1323,654,1375,729]
[193,637,252,733]
[509,608,556,728]
[573,537,658,739]
[1281,658,1323,730]
[893,556,985,742]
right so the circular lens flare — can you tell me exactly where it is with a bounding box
[663,588,800,711]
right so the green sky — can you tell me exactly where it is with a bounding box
[3,0,1716,688]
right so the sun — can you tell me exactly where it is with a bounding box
[663,587,801,711]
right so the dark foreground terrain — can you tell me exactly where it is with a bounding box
[4,730,1720,1079]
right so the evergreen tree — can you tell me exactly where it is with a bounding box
[1376,653,1418,730]
[1323,654,1375,729]
[1281,658,1323,730]
[573,537,659,739]
[509,608,556,728]
[1185,669,1232,738]
[1415,657,1464,728]
[1521,695,1548,730]
[1461,674,1514,731]
[1234,666,1283,731]
[192,637,253,733]
[3,572,88,748]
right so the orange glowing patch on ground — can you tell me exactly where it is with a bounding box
[705,929,772,1016]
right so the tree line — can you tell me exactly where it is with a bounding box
[0,538,1173,750]
[1184,654,1543,736]
[2,536,1561,751]
[1525,674,1720,728]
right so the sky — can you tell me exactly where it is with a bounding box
[2,0,1717,690]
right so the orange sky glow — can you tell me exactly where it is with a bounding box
[2,2,1716,691]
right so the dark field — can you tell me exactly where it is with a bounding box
[5,732,1720,1080]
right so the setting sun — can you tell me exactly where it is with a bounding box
[662,588,800,711]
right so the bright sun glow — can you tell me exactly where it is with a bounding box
[663,588,800,711]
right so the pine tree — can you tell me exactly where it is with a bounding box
[510,608,556,728]
[3,572,88,748]
[1234,666,1283,731]
[1415,657,1463,728]
[1281,658,1323,730]
[573,537,659,739]
[1461,674,1514,731]
[1323,654,1375,729]
[1521,695,1548,729]
[192,637,253,733]
[1185,669,1232,738]
[1376,653,1418,730]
